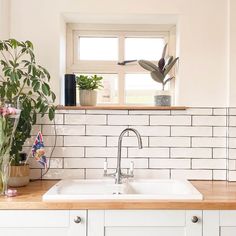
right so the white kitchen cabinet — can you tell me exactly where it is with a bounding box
[88,210,202,236]
[0,210,86,236]
[203,210,236,236]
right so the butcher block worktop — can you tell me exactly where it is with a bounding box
[1,180,236,210]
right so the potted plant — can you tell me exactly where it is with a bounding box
[138,44,179,106]
[0,39,56,188]
[76,75,103,106]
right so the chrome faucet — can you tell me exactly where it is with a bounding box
[104,128,143,184]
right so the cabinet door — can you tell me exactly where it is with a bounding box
[0,210,86,236]
[203,210,236,236]
[88,210,202,236]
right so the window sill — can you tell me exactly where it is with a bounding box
[57,105,187,110]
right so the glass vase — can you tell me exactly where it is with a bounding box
[0,103,21,195]
[0,156,10,195]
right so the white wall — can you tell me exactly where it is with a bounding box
[9,0,230,106]
[229,0,236,106]
[0,0,10,39]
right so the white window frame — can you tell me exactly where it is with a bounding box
[67,23,176,105]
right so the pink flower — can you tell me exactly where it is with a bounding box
[0,107,17,117]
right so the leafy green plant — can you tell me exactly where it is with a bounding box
[138,44,179,90]
[76,75,103,90]
[0,39,56,165]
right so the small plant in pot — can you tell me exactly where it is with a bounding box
[138,44,179,106]
[76,75,103,106]
[0,39,56,188]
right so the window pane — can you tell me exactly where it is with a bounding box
[125,38,165,61]
[79,37,118,60]
[76,73,118,104]
[125,73,163,104]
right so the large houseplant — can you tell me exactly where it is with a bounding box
[76,75,103,106]
[138,44,179,106]
[0,39,56,188]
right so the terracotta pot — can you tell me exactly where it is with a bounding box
[8,164,30,187]
[79,90,97,106]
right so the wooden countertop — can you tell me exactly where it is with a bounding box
[1,180,236,210]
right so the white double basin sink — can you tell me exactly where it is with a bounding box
[43,179,203,201]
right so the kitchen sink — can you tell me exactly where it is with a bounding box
[43,179,203,200]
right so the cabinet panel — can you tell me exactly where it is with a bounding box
[220,227,236,236]
[105,210,185,226]
[0,210,69,227]
[220,211,236,226]
[105,227,185,236]
[0,228,70,236]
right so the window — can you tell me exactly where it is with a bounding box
[67,24,176,105]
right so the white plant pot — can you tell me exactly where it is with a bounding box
[154,90,171,106]
[79,90,97,106]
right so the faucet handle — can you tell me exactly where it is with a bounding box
[129,161,134,176]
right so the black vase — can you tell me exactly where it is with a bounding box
[64,74,76,106]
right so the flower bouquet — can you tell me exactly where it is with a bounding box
[0,104,21,195]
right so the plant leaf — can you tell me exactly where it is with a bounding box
[162,43,168,58]
[164,57,179,76]
[138,60,159,72]
[151,71,164,83]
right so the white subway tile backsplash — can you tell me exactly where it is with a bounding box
[192,137,226,147]
[171,108,212,115]
[130,126,170,137]
[213,108,227,116]
[52,147,84,158]
[128,147,169,158]
[150,159,191,169]
[108,115,149,125]
[149,137,190,147]
[213,148,226,159]
[213,127,227,137]
[86,147,127,158]
[108,158,148,169]
[37,114,63,125]
[192,159,226,169]
[31,107,236,181]
[129,110,170,115]
[64,136,106,146]
[133,169,170,179]
[213,170,227,180]
[65,114,106,125]
[171,148,212,158]
[171,169,212,180]
[43,169,85,179]
[171,126,212,137]
[150,115,191,126]
[86,125,127,136]
[107,136,149,147]
[64,158,106,168]
[42,125,85,136]
[192,116,226,126]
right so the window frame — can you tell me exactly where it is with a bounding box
[67,23,176,105]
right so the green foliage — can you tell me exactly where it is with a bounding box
[76,75,103,90]
[0,39,56,165]
[138,44,179,90]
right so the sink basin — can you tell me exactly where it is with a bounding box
[43,179,203,200]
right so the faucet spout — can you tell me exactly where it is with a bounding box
[115,128,143,184]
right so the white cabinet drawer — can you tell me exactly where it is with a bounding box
[0,210,69,227]
[105,210,186,226]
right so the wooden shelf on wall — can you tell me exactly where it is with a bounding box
[57,105,188,110]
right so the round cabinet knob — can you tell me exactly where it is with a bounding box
[74,216,82,224]
[191,216,199,223]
